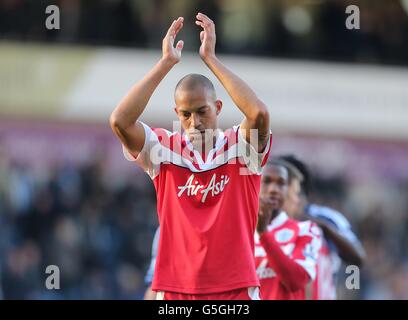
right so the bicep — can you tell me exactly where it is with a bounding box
[240,113,270,152]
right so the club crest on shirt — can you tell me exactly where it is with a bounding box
[274,228,295,243]
[177,173,230,203]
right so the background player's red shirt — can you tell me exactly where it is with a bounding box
[255,212,321,300]
[124,122,272,294]
[310,239,338,300]
[306,204,361,300]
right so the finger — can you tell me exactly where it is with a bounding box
[196,20,212,36]
[166,20,177,37]
[197,12,211,21]
[196,18,214,35]
[196,12,213,25]
[174,17,184,34]
[173,23,183,39]
[167,17,183,37]
[196,21,207,35]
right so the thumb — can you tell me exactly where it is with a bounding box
[176,40,184,52]
[200,31,205,42]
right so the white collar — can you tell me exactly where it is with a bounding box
[183,129,225,164]
[254,211,288,242]
[267,211,289,231]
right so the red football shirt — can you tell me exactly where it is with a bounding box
[124,122,272,294]
[255,212,321,300]
[310,238,338,300]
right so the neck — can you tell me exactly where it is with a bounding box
[190,134,218,154]
[270,209,281,222]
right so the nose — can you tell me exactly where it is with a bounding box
[267,182,280,195]
[190,113,202,130]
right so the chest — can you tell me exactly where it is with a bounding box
[156,163,244,205]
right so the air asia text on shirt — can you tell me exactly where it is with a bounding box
[177,173,230,203]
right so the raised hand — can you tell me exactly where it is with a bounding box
[162,17,184,65]
[257,197,274,234]
[195,12,216,62]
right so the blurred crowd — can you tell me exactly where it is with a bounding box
[0,151,158,299]
[0,135,408,299]
[308,175,408,299]
[1,0,408,65]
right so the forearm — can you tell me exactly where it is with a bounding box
[260,232,310,291]
[204,56,268,121]
[321,224,365,266]
[110,58,175,129]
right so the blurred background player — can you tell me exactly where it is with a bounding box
[110,13,272,300]
[277,155,366,300]
[143,227,159,300]
[255,160,321,300]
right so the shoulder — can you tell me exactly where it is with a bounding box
[297,219,322,239]
[150,127,179,140]
[307,204,351,230]
[223,126,239,140]
[148,127,184,151]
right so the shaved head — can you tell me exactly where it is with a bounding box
[173,74,222,148]
[174,74,216,101]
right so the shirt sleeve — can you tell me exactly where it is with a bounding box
[122,122,168,179]
[235,126,273,175]
[291,221,322,281]
[260,232,310,291]
[144,227,160,286]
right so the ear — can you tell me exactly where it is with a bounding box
[215,100,223,115]
[173,106,178,115]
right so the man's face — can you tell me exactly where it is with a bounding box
[283,178,303,219]
[260,165,288,212]
[174,86,222,148]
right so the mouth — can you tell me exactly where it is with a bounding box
[268,196,281,207]
[192,129,206,133]
[188,129,207,137]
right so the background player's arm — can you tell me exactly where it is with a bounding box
[109,17,184,155]
[196,13,270,152]
[257,202,310,291]
[143,227,160,300]
[144,285,157,300]
[311,217,365,266]
[259,232,311,291]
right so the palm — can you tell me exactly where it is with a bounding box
[162,17,184,64]
[164,41,181,61]
[196,13,216,61]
